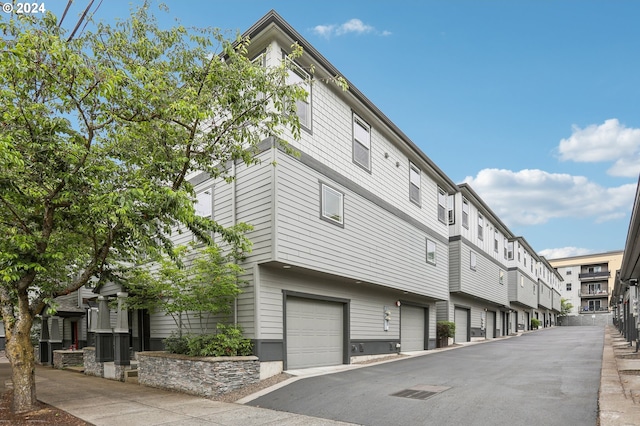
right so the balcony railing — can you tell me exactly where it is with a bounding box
[578,271,610,280]
[579,290,609,298]
[581,306,609,313]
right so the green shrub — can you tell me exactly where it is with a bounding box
[531,318,541,329]
[437,321,456,338]
[164,324,253,357]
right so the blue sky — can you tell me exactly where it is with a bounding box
[44,0,640,259]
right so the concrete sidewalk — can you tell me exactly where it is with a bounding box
[599,326,640,426]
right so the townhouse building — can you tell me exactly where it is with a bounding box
[31,10,565,375]
[550,251,623,316]
[441,184,512,342]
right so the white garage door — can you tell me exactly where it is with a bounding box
[401,305,425,352]
[486,311,495,339]
[454,308,469,343]
[286,297,343,369]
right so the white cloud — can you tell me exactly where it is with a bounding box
[312,18,390,38]
[538,247,593,259]
[463,168,636,226]
[558,118,640,177]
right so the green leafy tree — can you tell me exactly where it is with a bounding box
[560,298,574,317]
[0,4,310,413]
[123,243,248,334]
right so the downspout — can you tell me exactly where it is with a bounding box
[232,160,238,326]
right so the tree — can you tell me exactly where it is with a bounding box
[560,298,574,317]
[0,4,309,413]
[123,243,248,335]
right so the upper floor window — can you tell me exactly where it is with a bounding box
[494,230,499,252]
[321,183,344,225]
[566,270,572,275]
[470,251,477,271]
[499,269,505,285]
[437,188,447,224]
[195,189,213,218]
[566,283,572,291]
[285,56,311,130]
[504,238,509,259]
[353,114,371,171]
[426,239,436,265]
[462,198,469,228]
[409,162,421,206]
[587,266,602,273]
[478,214,484,240]
[448,194,455,225]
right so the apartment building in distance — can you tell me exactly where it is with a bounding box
[550,251,624,316]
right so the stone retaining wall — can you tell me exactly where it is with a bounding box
[83,347,103,377]
[53,350,84,369]
[137,352,259,398]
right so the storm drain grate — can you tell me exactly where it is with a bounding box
[391,385,451,401]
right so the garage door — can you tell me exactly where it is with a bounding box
[286,297,343,369]
[401,305,425,352]
[486,311,495,339]
[454,308,469,343]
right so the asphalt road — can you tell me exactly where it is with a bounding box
[248,326,604,426]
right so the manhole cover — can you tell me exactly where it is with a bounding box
[391,385,451,401]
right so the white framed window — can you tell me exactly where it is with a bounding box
[566,270,572,275]
[448,194,455,225]
[353,114,371,171]
[507,241,514,260]
[520,276,524,287]
[321,183,344,225]
[409,162,421,205]
[285,56,311,130]
[504,238,508,259]
[437,188,447,223]
[494,230,499,252]
[195,189,213,218]
[462,198,469,228]
[499,269,504,285]
[470,251,477,271]
[566,283,572,291]
[426,239,436,265]
[478,214,484,240]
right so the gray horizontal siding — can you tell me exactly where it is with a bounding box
[254,265,437,342]
[457,240,509,306]
[274,152,449,300]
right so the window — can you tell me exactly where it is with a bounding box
[426,239,436,265]
[448,194,455,224]
[533,284,536,295]
[494,230,499,252]
[566,283,572,291]
[499,269,505,285]
[504,238,508,259]
[321,183,343,225]
[353,114,371,171]
[285,56,311,129]
[195,189,212,218]
[566,270,572,275]
[507,241,514,260]
[588,266,602,273]
[409,162,421,205]
[478,214,484,240]
[520,276,524,287]
[470,251,477,271]
[437,188,447,223]
[524,255,527,268]
[462,198,469,228]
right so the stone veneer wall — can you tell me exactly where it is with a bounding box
[137,352,260,397]
[53,350,84,369]
[83,347,103,377]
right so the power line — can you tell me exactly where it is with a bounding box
[67,0,94,42]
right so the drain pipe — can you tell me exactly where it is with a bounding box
[232,160,238,326]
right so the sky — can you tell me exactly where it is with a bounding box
[40,0,640,259]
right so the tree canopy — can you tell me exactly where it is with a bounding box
[0,4,307,412]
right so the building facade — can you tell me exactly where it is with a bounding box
[33,10,576,375]
[550,251,623,316]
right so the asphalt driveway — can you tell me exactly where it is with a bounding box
[248,327,603,426]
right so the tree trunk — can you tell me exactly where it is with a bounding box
[5,316,37,413]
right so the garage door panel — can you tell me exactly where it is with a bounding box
[286,297,343,369]
[454,308,469,343]
[401,305,425,352]
[486,311,495,339]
